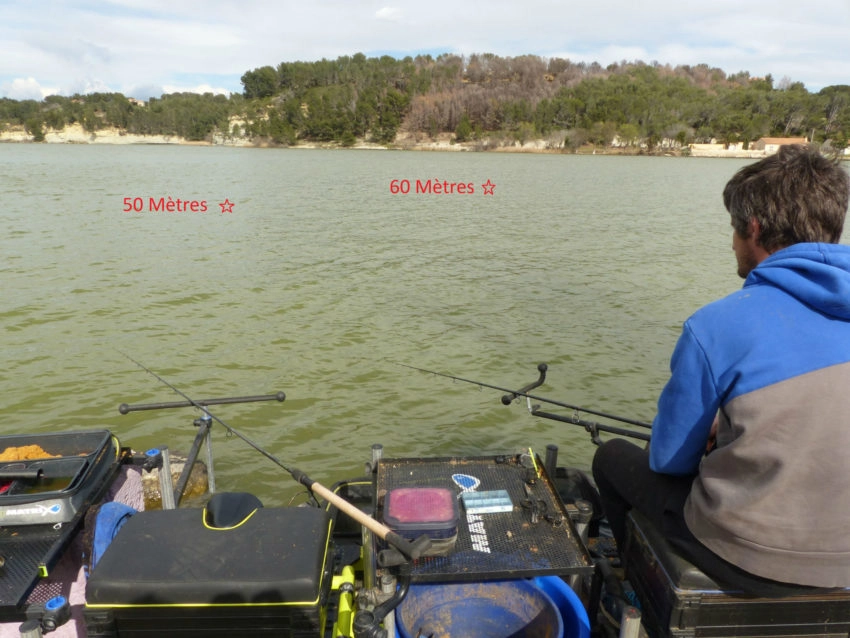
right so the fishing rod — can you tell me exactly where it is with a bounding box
[397,362,653,430]
[118,352,431,561]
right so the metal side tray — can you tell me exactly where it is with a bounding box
[376,453,595,582]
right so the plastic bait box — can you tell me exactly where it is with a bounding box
[382,487,459,556]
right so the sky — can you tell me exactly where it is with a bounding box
[1,0,848,101]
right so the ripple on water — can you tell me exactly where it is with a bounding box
[0,147,750,505]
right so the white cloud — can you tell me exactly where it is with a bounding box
[161,83,232,97]
[0,0,847,99]
[1,77,53,100]
[126,83,165,101]
[375,7,402,22]
[62,77,112,96]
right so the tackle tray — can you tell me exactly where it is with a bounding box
[376,454,594,582]
[0,430,119,525]
[0,430,125,618]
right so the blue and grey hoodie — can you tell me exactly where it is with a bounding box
[650,242,850,587]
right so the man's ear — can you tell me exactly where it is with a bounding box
[748,217,762,244]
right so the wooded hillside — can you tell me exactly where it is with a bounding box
[2,53,848,151]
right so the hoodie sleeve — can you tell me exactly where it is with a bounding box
[650,321,719,476]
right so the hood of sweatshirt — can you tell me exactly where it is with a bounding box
[746,243,850,320]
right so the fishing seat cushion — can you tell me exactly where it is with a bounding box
[86,505,334,606]
[203,491,263,529]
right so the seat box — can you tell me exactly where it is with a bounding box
[624,511,850,638]
[85,505,335,637]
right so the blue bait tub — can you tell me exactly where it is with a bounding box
[396,577,588,638]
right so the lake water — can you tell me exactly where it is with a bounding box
[0,144,770,505]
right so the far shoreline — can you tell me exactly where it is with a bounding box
[0,123,839,160]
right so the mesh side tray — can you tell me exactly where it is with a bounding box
[0,433,126,619]
[377,455,594,582]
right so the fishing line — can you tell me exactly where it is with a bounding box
[396,361,653,429]
[117,350,297,475]
[117,350,431,559]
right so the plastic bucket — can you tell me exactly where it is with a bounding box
[396,579,564,638]
[532,576,591,638]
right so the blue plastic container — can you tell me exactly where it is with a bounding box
[532,576,591,638]
[395,578,566,638]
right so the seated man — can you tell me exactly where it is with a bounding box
[592,145,850,596]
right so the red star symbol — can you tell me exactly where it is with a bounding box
[482,179,496,195]
[219,198,235,213]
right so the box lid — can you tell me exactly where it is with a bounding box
[383,487,458,531]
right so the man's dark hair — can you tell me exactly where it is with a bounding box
[723,144,850,251]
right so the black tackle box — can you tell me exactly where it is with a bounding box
[85,503,336,637]
[624,511,850,638]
